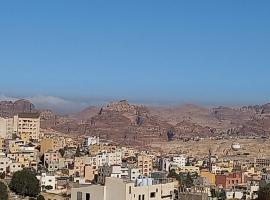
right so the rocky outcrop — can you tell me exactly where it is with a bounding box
[0,99,36,117]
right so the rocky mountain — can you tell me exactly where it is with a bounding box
[2,99,270,145]
[0,99,36,117]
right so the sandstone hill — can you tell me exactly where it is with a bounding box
[2,99,270,146]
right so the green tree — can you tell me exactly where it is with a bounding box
[219,189,226,200]
[0,181,8,200]
[211,189,217,198]
[59,148,65,157]
[37,194,45,200]
[0,172,5,179]
[9,169,40,197]
[259,183,270,200]
[75,146,81,157]
[185,172,194,187]
[168,170,182,184]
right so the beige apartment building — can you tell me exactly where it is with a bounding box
[137,155,153,176]
[13,113,40,142]
[40,137,66,154]
[71,177,178,200]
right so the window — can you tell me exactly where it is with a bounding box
[150,192,156,198]
[142,194,145,200]
[86,193,90,200]
[139,195,141,200]
[129,186,131,194]
[77,192,82,200]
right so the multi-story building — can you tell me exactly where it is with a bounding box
[71,177,178,200]
[216,172,243,189]
[0,152,9,174]
[85,165,96,182]
[40,137,65,155]
[137,154,153,176]
[37,172,56,191]
[106,150,122,166]
[96,152,107,167]
[200,170,216,186]
[0,117,14,139]
[74,157,85,177]
[7,139,25,153]
[44,151,60,172]
[255,158,270,167]
[97,164,129,185]
[172,155,186,167]
[0,138,6,152]
[85,136,100,147]
[9,162,23,174]
[159,157,172,172]
[13,113,40,142]
[129,167,141,181]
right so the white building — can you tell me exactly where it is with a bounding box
[172,155,186,167]
[37,172,56,191]
[129,167,141,181]
[211,165,222,174]
[226,190,244,199]
[9,162,22,174]
[85,136,100,146]
[106,151,122,166]
[96,153,107,167]
[0,153,9,174]
[0,117,14,139]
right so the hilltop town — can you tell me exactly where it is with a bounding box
[0,99,270,199]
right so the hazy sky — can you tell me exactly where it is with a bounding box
[0,1,270,111]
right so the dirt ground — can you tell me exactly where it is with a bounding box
[150,138,270,160]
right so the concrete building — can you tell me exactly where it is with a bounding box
[0,138,6,152]
[137,154,153,176]
[13,113,40,142]
[85,165,96,182]
[85,136,100,146]
[40,137,65,154]
[255,158,270,167]
[71,177,178,200]
[74,156,86,177]
[97,164,129,185]
[172,155,186,167]
[37,172,57,191]
[7,139,25,153]
[0,152,9,174]
[216,172,243,189]
[159,157,171,172]
[9,162,22,174]
[176,166,200,174]
[129,167,141,181]
[0,117,14,139]
[44,151,60,172]
[200,170,216,186]
[106,150,122,166]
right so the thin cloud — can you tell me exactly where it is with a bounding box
[27,95,86,114]
[0,94,18,102]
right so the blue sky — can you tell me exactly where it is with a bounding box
[0,1,269,111]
